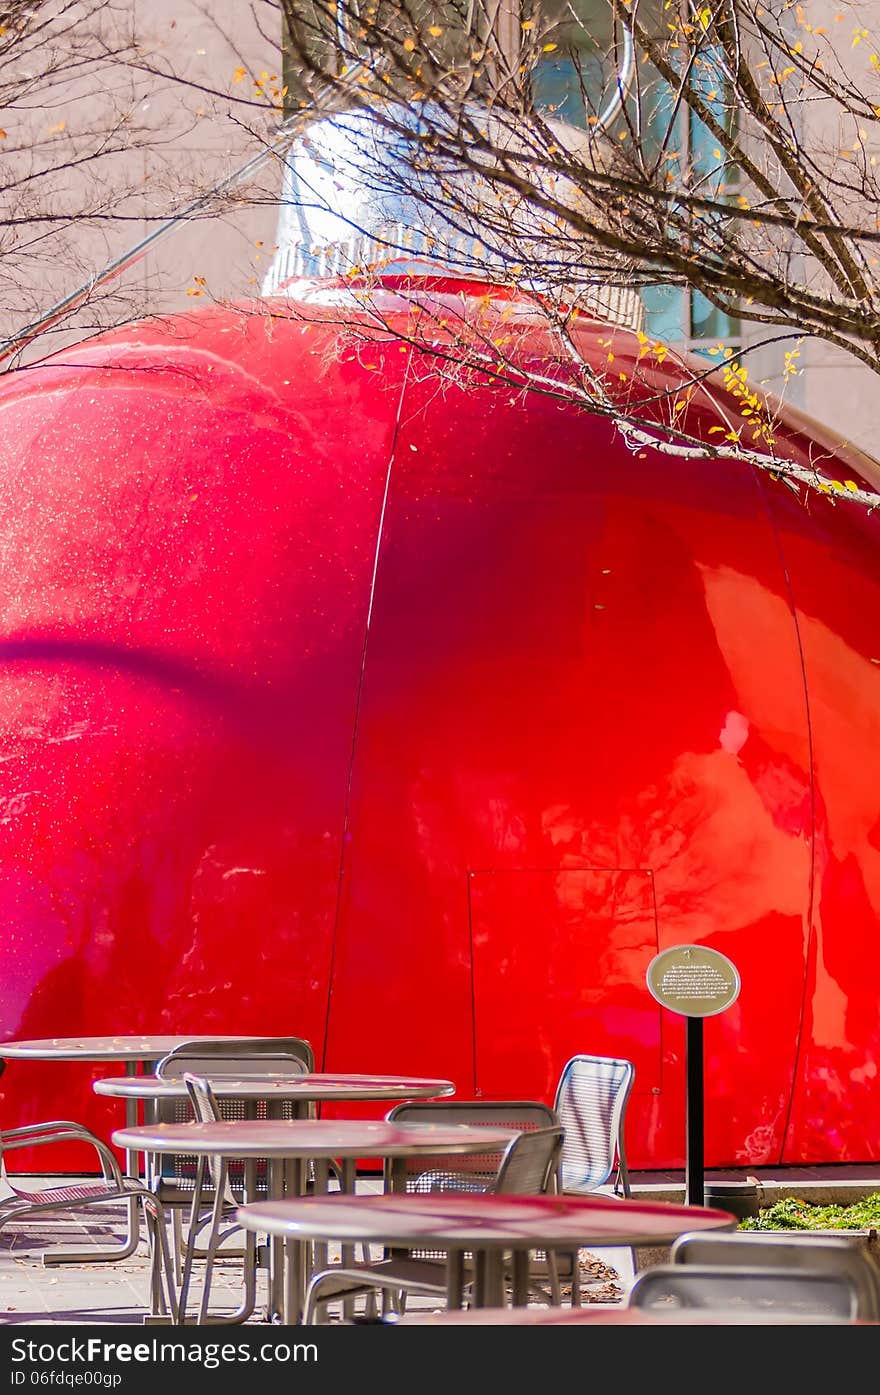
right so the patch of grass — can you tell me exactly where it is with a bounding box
[739,1191,880,1231]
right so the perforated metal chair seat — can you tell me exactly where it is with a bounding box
[5,1179,122,1205]
[300,1256,450,1309]
[154,1142,276,1198]
[411,1170,495,1194]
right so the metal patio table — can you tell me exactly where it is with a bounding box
[113,1117,516,1324]
[0,1034,282,1264]
[236,1191,738,1319]
[95,1071,457,1189]
[96,1070,456,1300]
[398,1305,855,1325]
[94,1071,456,1122]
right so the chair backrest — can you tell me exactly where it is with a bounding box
[552,1054,635,1196]
[670,1230,880,1321]
[492,1125,565,1196]
[183,1071,222,1123]
[156,1036,314,1079]
[626,1263,861,1320]
[385,1100,559,1194]
[182,1072,237,1204]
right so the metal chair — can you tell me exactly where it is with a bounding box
[670,1229,880,1320]
[383,1099,559,1194]
[156,1037,315,1078]
[551,1053,635,1302]
[302,1122,565,1324]
[379,1098,569,1307]
[626,1262,862,1319]
[150,1037,314,1287]
[0,1106,177,1320]
[172,1072,257,1324]
[553,1054,635,1197]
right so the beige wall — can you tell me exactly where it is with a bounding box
[125,0,281,315]
[5,1,877,462]
[2,0,282,363]
[742,0,879,458]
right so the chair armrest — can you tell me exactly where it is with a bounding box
[2,1122,125,1185]
[4,1118,103,1139]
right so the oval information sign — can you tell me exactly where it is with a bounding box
[646,944,740,1018]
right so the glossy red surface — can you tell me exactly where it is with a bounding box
[1,281,878,1168]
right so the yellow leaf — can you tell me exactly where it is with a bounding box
[427,25,443,37]
[232,66,246,84]
[708,425,725,434]
[46,120,66,135]
[403,38,416,52]
[844,479,859,491]
[542,43,558,52]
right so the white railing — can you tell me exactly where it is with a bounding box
[262,223,645,334]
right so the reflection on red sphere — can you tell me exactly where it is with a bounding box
[1,282,879,1169]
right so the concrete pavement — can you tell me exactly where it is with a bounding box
[3,1164,878,1325]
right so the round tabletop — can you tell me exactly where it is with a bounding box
[112,1119,518,1159]
[397,1305,854,1325]
[94,1073,455,1102]
[235,1192,737,1248]
[0,1035,271,1062]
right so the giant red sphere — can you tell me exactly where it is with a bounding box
[1,281,878,1169]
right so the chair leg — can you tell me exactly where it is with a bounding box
[177,1159,208,1324]
[144,1200,179,1324]
[171,1208,184,1286]
[147,1222,166,1317]
[197,1162,229,1325]
[142,1209,164,1317]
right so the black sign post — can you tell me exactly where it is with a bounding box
[685,1015,704,1207]
[646,944,740,1207]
